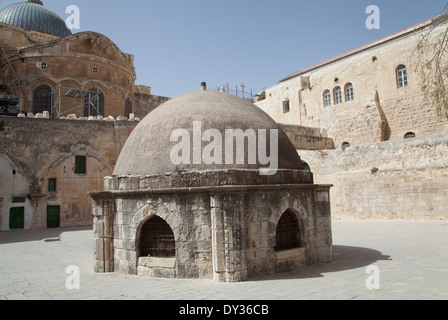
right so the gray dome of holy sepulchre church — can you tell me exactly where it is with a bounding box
[90,89,333,282]
[0,0,72,38]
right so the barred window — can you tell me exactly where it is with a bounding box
[334,86,342,105]
[283,100,290,113]
[140,216,175,258]
[323,90,331,107]
[83,89,104,117]
[33,85,53,115]
[124,99,133,118]
[274,210,301,252]
[345,83,354,101]
[74,156,86,174]
[397,65,408,88]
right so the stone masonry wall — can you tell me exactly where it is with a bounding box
[0,116,137,230]
[299,134,448,220]
[256,18,448,149]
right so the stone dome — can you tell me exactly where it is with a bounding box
[0,0,72,38]
[114,90,303,176]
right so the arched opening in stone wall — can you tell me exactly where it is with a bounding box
[139,216,175,258]
[302,161,311,172]
[33,85,53,115]
[404,132,416,139]
[274,209,301,252]
[124,98,133,118]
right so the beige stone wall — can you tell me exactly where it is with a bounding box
[299,133,448,220]
[0,116,137,230]
[0,25,136,119]
[256,18,448,149]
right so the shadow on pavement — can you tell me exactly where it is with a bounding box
[249,245,391,281]
[0,226,93,244]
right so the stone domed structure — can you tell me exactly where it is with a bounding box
[91,90,333,282]
[114,90,303,176]
[0,0,72,38]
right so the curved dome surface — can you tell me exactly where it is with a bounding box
[0,0,72,38]
[114,90,303,176]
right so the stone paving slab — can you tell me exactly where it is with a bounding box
[0,221,447,301]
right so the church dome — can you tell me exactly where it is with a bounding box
[0,0,72,38]
[114,90,303,176]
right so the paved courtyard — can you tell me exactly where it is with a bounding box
[0,220,447,301]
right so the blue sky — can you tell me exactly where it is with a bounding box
[1,0,446,97]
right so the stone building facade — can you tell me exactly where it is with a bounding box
[0,115,136,231]
[255,15,448,149]
[0,1,170,231]
[90,91,333,281]
[0,1,169,120]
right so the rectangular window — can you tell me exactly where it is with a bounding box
[48,178,57,193]
[12,196,26,203]
[283,100,290,113]
[75,156,87,174]
[345,84,354,102]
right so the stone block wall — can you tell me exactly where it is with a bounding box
[299,133,448,220]
[91,171,333,282]
[0,116,137,231]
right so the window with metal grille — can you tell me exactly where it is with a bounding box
[274,210,301,252]
[33,85,53,115]
[74,156,86,174]
[124,99,133,118]
[12,196,26,203]
[48,178,57,193]
[323,90,331,107]
[140,216,175,258]
[83,89,104,117]
[397,65,408,88]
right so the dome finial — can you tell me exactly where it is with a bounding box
[27,0,44,5]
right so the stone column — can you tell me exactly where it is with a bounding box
[314,186,333,263]
[210,193,247,282]
[92,195,115,273]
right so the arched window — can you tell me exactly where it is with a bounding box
[334,86,342,105]
[124,99,133,118]
[140,216,175,258]
[404,132,416,139]
[397,65,408,88]
[323,90,331,107]
[345,83,354,101]
[302,162,311,172]
[33,85,53,115]
[83,88,104,117]
[274,210,300,252]
[342,142,351,149]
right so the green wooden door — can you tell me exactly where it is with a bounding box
[9,207,24,230]
[47,206,60,229]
